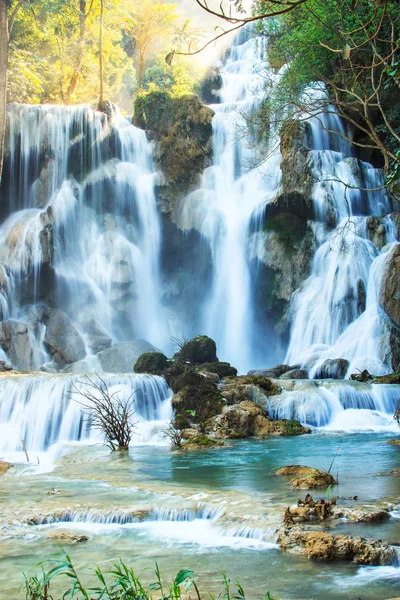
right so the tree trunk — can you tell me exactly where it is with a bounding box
[99,0,104,106]
[65,0,89,104]
[138,52,145,91]
[0,0,8,183]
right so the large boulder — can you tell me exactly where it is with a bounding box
[314,358,350,379]
[134,351,168,375]
[43,308,86,366]
[98,340,158,373]
[173,335,217,365]
[380,244,400,327]
[0,319,43,370]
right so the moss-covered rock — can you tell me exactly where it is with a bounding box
[229,375,281,397]
[169,365,224,427]
[276,465,337,489]
[183,435,224,449]
[374,372,400,384]
[197,361,237,378]
[134,92,214,221]
[173,335,218,365]
[133,351,168,375]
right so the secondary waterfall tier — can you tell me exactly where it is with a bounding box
[0,373,172,454]
[266,380,400,431]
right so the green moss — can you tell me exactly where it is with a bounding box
[174,335,218,365]
[196,361,237,378]
[134,352,168,375]
[185,435,218,447]
[232,375,281,397]
[264,213,307,254]
[280,419,310,436]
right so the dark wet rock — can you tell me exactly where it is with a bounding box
[43,308,86,366]
[248,364,292,378]
[366,215,388,250]
[278,525,396,565]
[134,351,168,375]
[356,276,367,315]
[380,244,400,327]
[350,369,373,382]
[98,340,159,373]
[280,369,309,379]
[276,465,337,489]
[199,66,223,103]
[173,335,217,365]
[197,361,237,378]
[315,358,350,379]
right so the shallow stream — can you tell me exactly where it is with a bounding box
[1,432,399,599]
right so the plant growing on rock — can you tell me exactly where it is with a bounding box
[70,374,137,452]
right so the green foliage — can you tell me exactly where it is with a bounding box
[23,555,276,599]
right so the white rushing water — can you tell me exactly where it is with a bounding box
[1,104,170,368]
[267,380,400,431]
[177,31,282,372]
[0,373,172,455]
[284,100,396,375]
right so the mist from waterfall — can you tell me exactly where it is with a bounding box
[177,31,282,372]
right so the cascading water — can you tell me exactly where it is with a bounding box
[284,100,397,376]
[0,373,172,455]
[177,31,282,372]
[0,104,170,370]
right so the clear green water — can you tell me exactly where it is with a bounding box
[0,432,399,600]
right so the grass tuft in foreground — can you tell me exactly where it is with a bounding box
[23,553,276,599]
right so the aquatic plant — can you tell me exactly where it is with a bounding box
[23,555,276,600]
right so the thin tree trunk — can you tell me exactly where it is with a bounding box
[66,0,90,104]
[99,0,104,106]
[138,52,145,91]
[0,0,8,183]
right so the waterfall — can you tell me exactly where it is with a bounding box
[0,373,172,454]
[0,104,169,370]
[267,380,400,431]
[285,96,396,376]
[176,32,282,372]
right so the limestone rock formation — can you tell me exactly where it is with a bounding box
[276,465,337,489]
[380,244,400,327]
[278,525,396,565]
[43,308,86,366]
[0,319,43,370]
[98,340,158,373]
[134,92,214,221]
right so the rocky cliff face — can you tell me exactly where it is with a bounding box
[134,92,214,223]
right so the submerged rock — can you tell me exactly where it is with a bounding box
[278,525,397,565]
[0,461,13,475]
[48,532,89,544]
[98,340,158,373]
[276,465,336,489]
